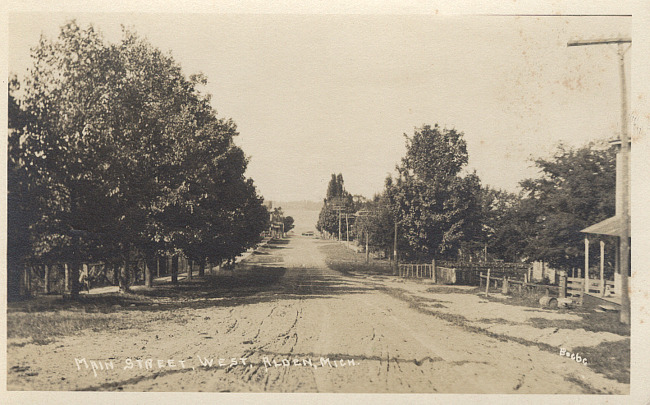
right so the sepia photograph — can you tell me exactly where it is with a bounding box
[4,1,649,403]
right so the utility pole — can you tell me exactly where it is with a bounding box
[331,200,345,243]
[345,213,350,247]
[356,210,373,263]
[568,37,631,325]
[366,231,369,263]
[338,210,342,242]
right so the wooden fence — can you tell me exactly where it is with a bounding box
[439,261,531,283]
[398,260,532,286]
[479,271,559,297]
[477,272,616,306]
[18,255,201,296]
[398,262,436,281]
[397,258,617,308]
[566,277,585,305]
[585,278,616,296]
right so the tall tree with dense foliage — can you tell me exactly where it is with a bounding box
[317,173,353,238]
[515,142,616,269]
[386,124,483,261]
[8,21,269,297]
[475,186,529,262]
[283,216,295,233]
[352,193,395,257]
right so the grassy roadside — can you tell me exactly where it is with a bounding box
[479,288,629,336]
[8,240,286,344]
[7,270,285,345]
[318,239,393,275]
[319,239,630,386]
[7,292,178,343]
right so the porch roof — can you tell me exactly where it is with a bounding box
[581,215,625,237]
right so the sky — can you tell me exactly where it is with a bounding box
[8,13,631,202]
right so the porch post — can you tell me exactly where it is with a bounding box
[584,237,589,295]
[600,240,605,297]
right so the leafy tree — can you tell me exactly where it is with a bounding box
[516,142,616,269]
[12,21,119,294]
[386,124,483,261]
[317,173,353,238]
[476,186,528,262]
[326,174,338,200]
[352,193,395,257]
[283,216,295,233]
[8,76,40,298]
[9,21,269,296]
[316,203,339,238]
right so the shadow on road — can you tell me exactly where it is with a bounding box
[9,265,372,315]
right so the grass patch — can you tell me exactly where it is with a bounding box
[563,375,606,394]
[6,270,285,344]
[7,312,125,341]
[319,242,393,275]
[482,286,550,308]
[379,286,472,325]
[245,254,284,264]
[572,339,630,384]
[8,305,185,343]
[475,318,514,325]
[528,312,629,336]
[426,286,480,294]
[480,287,630,336]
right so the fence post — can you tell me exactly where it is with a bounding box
[485,268,491,297]
[44,264,50,294]
[432,259,436,283]
[559,271,567,299]
[502,276,508,294]
[64,263,70,293]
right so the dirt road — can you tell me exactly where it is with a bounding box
[7,236,628,393]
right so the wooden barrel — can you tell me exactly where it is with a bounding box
[539,296,558,309]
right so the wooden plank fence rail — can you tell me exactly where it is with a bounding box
[479,272,560,295]
[566,276,585,306]
[399,260,533,286]
[398,262,436,280]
